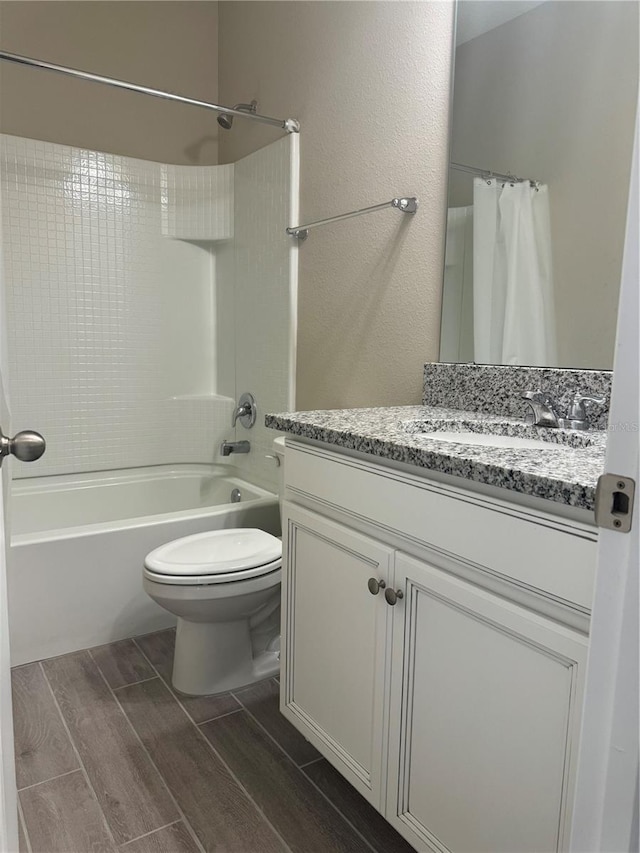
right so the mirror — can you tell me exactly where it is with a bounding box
[440,0,638,369]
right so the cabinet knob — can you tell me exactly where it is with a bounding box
[367,577,386,595]
[384,587,404,606]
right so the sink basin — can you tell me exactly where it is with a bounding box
[399,418,598,451]
[415,430,561,451]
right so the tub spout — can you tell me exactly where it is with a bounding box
[220,440,250,457]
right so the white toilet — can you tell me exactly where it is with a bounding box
[143,437,285,696]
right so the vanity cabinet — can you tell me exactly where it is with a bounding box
[387,553,587,853]
[282,507,393,807]
[280,440,596,853]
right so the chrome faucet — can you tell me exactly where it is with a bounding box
[557,393,606,431]
[522,390,606,430]
[232,392,257,428]
[220,440,250,457]
[521,391,560,428]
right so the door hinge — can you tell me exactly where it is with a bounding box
[595,474,635,532]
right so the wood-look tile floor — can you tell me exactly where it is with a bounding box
[12,628,414,853]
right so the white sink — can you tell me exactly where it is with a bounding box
[420,430,561,451]
[399,418,598,451]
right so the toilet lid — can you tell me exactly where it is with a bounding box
[145,528,282,578]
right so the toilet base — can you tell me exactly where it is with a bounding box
[171,617,280,696]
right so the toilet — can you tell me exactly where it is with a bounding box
[143,437,285,696]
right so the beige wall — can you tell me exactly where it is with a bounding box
[449,1,638,369]
[219,1,454,409]
[0,1,219,164]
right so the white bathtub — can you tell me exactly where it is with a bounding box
[8,465,280,665]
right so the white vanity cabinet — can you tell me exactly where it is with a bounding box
[387,553,587,853]
[281,506,393,807]
[279,440,597,853]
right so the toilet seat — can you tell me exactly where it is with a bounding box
[143,560,281,587]
[144,528,282,586]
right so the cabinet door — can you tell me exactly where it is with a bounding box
[387,552,588,853]
[280,503,394,808]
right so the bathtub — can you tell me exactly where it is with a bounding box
[8,465,280,665]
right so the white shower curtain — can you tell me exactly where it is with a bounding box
[472,178,557,365]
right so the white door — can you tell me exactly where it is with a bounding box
[0,231,18,851]
[569,106,639,852]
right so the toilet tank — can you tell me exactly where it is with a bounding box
[272,436,286,515]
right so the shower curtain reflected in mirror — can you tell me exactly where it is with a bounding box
[473,178,556,366]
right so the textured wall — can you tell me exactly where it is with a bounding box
[0,1,220,165]
[218,1,455,409]
[449,1,638,370]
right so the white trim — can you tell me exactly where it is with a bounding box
[0,229,17,853]
[570,102,639,852]
[0,501,18,853]
[287,132,300,411]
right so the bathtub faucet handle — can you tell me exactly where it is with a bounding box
[0,427,46,465]
[232,392,257,429]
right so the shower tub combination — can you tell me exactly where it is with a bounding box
[9,464,279,665]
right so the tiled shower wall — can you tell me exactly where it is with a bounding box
[0,135,235,478]
[162,163,233,241]
[218,135,297,491]
[0,134,295,486]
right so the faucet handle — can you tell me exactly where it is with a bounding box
[232,392,257,429]
[567,393,606,420]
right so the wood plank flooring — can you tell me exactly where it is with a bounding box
[42,651,179,844]
[20,770,115,853]
[121,822,201,853]
[12,628,412,853]
[12,663,78,789]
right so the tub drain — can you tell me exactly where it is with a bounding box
[230,488,242,503]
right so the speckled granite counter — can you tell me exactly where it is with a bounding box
[265,405,607,512]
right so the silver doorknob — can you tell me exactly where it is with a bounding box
[0,428,46,464]
[367,577,386,595]
[384,587,404,606]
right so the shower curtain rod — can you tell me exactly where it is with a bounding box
[0,50,300,134]
[287,197,418,241]
[450,161,538,186]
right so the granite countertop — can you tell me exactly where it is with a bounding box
[265,405,607,512]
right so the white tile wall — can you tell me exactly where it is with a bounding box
[0,133,296,490]
[0,135,234,477]
[214,233,237,400]
[228,136,297,490]
[162,164,234,240]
